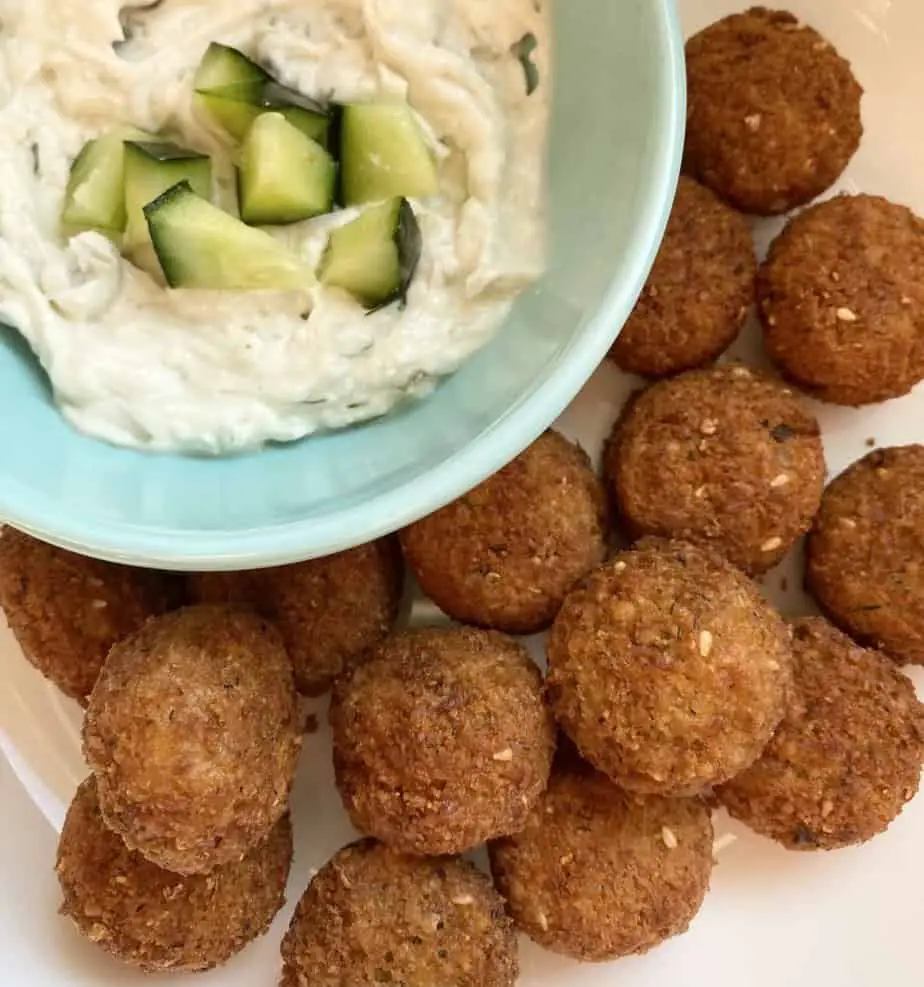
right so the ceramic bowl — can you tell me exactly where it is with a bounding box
[0,1,684,569]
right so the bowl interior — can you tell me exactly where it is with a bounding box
[0,1,684,569]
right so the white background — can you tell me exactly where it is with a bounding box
[3,0,924,984]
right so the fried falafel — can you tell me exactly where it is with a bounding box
[606,365,826,575]
[806,445,924,664]
[547,538,793,795]
[82,604,301,875]
[685,8,863,215]
[56,777,292,973]
[0,527,181,704]
[608,176,756,378]
[330,627,555,856]
[400,431,607,636]
[489,766,713,961]
[758,194,924,405]
[188,538,404,696]
[717,618,924,850]
[280,839,517,987]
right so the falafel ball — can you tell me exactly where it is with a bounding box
[685,8,863,215]
[717,618,924,850]
[605,365,826,575]
[400,431,607,635]
[547,538,793,795]
[83,604,301,875]
[56,777,292,973]
[489,766,713,961]
[608,176,756,378]
[806,446,924,664]
[757,194,924,405]
[330,627,555,856]
[280,839,517,987]
[0,528,181,704]
[188,538,404,696]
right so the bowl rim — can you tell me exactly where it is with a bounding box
[0,2,686,571]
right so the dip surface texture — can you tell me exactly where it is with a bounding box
[0,0,549,452]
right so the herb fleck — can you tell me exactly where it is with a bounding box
[512,33,540,96]
[770,424,795,443]
[792,825,818,847]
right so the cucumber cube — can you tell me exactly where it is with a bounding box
[145,181,312,290]
[239,113,336,225]
[340,103,439,206]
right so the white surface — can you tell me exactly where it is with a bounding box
[3,0,924,983]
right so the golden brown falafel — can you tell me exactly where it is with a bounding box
[82,604,301,875]
[806,446,924,664]
[188,538,404,696]
[685,8,863,215]
[330,626,554,856]
[606,365,826,575]
[280,839,518,987]
[0,528,181,704]
[56,777,292,973]
[717,618,924,850]
[489,766,713,961]
[758,195,924,405]
[547,538,793,795]
[608,177,756,378]
[400,431,607,636]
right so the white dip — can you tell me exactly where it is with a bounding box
[0,0,550,453]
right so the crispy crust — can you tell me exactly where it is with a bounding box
[330,627,555,855]
[605,365,826,575]
[547,538,793,795]
[188,538,404,696]
[609,177,756,377]
[400,431,608,635]
[281,839,518,987]
[56,777,292,972]
[0,528,182,704]
[685,7,863,214]
[489,768,713,961]
[717,618,924,850]
[758,194,924,405]
[82,605,301,874]
[806,445,924,664]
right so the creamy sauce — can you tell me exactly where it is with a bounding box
[0,0,550,452]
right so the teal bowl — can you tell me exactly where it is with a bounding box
[0,2,685,570]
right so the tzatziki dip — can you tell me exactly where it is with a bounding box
[0,0,550,453]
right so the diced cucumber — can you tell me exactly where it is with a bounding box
[123,141,212,251]
[340,103,438,206]
[193,42,269,96]
[195,80,330,144]
[318,197,422,310]
[62,136,127,238]
[145,181,312,290]
[61,127,159,239]
[239,113,336,225]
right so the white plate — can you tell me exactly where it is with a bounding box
[3,0,924,984]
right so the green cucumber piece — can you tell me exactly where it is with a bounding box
[145,181,312,290]
[193,42,269,96]
[61,127,159,239]
[340,103,438,206]
[319,197,422,310]
[196,80,330,144]
[123,141,212,251]
[239,113,336,225]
